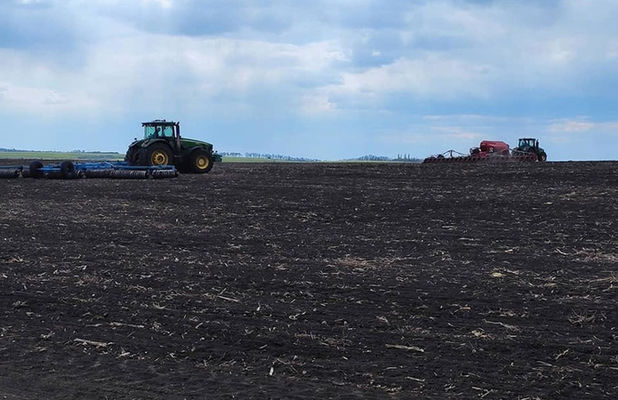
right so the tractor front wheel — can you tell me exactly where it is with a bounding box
[538,152,547,162]
[140,144,173,166]
[188,150,213,173]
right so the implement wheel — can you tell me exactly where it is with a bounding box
[140,143,173,166]
[29,161,44,178]
[60,161,76,179]
[188,150,213,173]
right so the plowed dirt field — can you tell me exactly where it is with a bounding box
[1,161,616,399]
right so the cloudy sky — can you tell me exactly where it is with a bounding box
[1,0,617,160]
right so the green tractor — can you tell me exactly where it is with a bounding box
[125,120,218,173]
[513,137,547,162]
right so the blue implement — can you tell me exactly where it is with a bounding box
[6,161,178,179]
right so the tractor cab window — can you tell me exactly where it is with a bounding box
[519,139,536,148]
[144,126,157,139]
[161,126,174,138]
[144,125,174,139]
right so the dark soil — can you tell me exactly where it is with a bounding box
[1,161,616,399]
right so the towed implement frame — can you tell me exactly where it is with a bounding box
[423,149,536,163]
[0,161,177,179]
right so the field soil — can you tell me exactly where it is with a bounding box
[0,161,616,399]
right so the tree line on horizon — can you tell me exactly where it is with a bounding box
[347,154,421,162]
[219,152,320,162]
[219,152,420,162]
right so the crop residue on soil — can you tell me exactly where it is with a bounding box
[0,161,617,399]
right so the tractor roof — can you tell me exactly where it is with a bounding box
[142,119,178,126]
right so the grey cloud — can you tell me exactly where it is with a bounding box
[88,0,419,38]
[0,1,77,50]
[91,0,293,37]
[3,0,618,120]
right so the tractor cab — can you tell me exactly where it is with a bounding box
[518,138,538,149]
[514,137,547,162]
[143,121,177,140]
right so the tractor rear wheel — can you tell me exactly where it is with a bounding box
[188,150,213,173]
[125,147,139,165]
[140,143,173,166]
